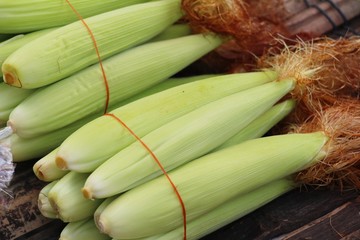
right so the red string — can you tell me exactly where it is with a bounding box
[65,0,110,114]
[65,1,187,239]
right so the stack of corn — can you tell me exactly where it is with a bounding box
[1,1,360,240]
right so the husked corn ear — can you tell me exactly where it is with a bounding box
[83,80,295,199]
[48,171,104,222]
[0,0,152,33]
[3,0,183,88]
[97,132,328,238]
[56,71,277,172]
[8,34,223,138]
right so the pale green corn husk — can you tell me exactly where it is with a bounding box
[0,0,151,33]
[0,116,95,162]
[118,74,219,107]
[33,148,68,182]
[38,180,58,219]
[97,132,328,238]
[0,28,56,75]
[1,75,215,163]
[83,80,295,199]
[30,75,212,180]
[7,34,223,138]
[94,195,120,226]
[149,24,192,42]
[56,71,277,172]
[48,171,104,222]
[115,179,296,240]
[60,218,111,240]
[213,99,296,151]
[0,82,34,125]
[2,0,183,88]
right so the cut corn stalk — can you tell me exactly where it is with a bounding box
[33,148,68,182]
[0,0,152,33]
[0,28,55,75]
[0,82,34,125]
[55,71,277,172]
[2,0,183,88]
[83,79,295,199]
[60,218,111,240]
[48,171,104,222]
[212,99,296,152]
[118,178,295,240]
[97,132,328,238]
[38,180,59,219]
[6,34,223,138]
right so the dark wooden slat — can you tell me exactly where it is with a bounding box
[277,197,360,239]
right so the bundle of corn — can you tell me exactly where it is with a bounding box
[1,1,359,239]
[31,37,359,239]
[0,0,223,197]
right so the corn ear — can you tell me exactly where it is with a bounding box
[83,80,295,199]
[48,171,104,222]
[213,99,296,151]
[129,179,295,240]
[60,218,111,240]
[0,0,152,33]
[38,180,58,219]
[2,0,183,88]
[0,28,55,75]
[33,148,68,182]
[2,75,215,162]
[0,82,34,125]
[8,34,223,138]
[1,115,95,162]
[56,71,277,172]
[117,74,219,107]
[94,195,120,227]
[97,132,328,238]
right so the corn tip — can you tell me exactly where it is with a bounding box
[81,187,93,200]
[3,72,21,88]
[96,216,109,235]
[55,156,68,170]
